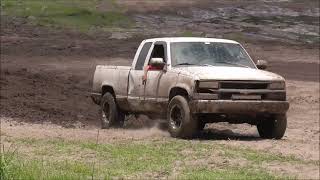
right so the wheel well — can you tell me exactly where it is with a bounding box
[169,87,189,100]
[102,85,115,97]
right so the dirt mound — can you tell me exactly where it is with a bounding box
[0,62,98,126]
[0,54,165,129]
[1,16,143,58]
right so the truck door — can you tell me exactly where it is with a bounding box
[143,42,170,113]
[128,42,152,112]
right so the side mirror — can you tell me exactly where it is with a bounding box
[256,60,268,70]
[150,58,165,67]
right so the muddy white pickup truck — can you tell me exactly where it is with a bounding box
[91,37,289,139]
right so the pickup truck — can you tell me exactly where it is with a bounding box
[91,37,289,139]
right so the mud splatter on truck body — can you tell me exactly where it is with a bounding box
[91,37,289,139]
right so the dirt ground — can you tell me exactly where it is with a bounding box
[0,0,319,178]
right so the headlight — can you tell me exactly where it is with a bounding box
[268,81,285,90]
[198,81,219,89]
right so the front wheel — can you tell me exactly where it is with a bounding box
[257,114,287,139]
[167,95,197,138]
[100,92,125,129]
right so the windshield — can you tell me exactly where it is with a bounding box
[170,42,256,68]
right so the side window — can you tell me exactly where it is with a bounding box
[150,44,165,63]
[135,42,152,70]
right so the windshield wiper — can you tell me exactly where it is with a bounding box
[175,63,197,66]
[215,61,250,68]
[176,63,216,67]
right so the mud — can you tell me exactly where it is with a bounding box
[1,16,143,58]
[121,0,319,45]
[1,18,319,126]
[269,61,319,82]
[0,0,319,178]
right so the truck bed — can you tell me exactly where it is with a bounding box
[92,65,131,98]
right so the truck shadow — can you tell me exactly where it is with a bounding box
[123,119,263,141]
[195,128,262,141]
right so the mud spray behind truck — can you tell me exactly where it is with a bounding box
[91,37,289,139]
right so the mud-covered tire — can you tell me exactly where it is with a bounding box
[257,114,287,139]
[167,95,198,138]
[100,92,124,129]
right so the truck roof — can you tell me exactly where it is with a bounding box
[144,37,239,44]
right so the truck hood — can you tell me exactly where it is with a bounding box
[174,66,284,81]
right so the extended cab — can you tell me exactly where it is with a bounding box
[91,37,289,139]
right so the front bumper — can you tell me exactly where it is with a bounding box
[189,100,289,114]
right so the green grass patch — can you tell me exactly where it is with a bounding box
[1,0,132,31]
[1,137,305,179]
[2,154,95,180]
[180,30,197,37]
[15,137,319,167]
[180,166,289,180]
[80,141,187,176]
[10,138,192,178]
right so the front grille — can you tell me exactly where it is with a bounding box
[218,81,282,100]
[220,81,268,89]
[195,81,285,101]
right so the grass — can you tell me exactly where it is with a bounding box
[1,0,132,32]
[1,145,19,180]
[181,167,289,180]
[1,136,312,179]
[3,156,95,180]
[180,31,198,37]
[219,144,317,165]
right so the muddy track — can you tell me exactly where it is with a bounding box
[1,17,319,126]
[269,61,319,82]
[0,1,319,178]
[1,17,144,58]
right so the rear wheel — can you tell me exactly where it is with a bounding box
[100,92,125,129]
[257,114,287,139]
[167,95,197,138]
